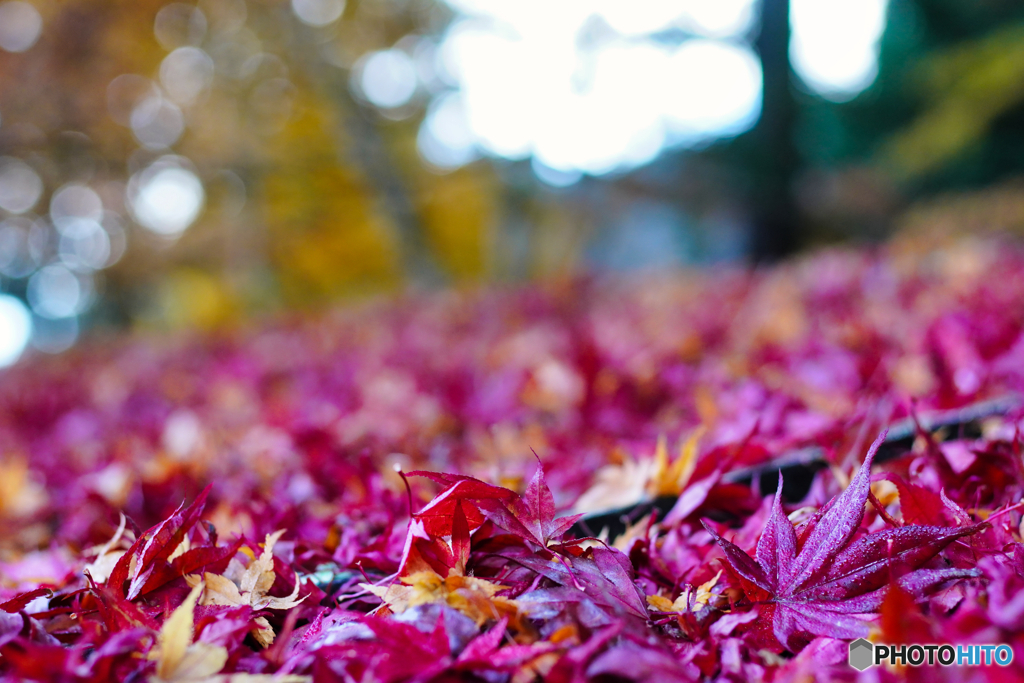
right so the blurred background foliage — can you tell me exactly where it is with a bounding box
[1,0,1024,363]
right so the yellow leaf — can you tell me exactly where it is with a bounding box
[240,530,285,598]
[646,570,722,615]
[574,429,705,517]
[365,571,520,627]
[362,581,419,614]
[403,570,448,608]
[649,435,670,494]
[186,530,304,650]
[252,616,276,649]
[253,578,304,611]
[166,643,228,683]
[572,455,653,514]
[150,582,230,682]
[682,569,722,611]
[169,535,191,562]
[189,572,245,607]
[649,428,704,497]
[612,513,653,553]
[646,594,675,612]
[153,583,202,679]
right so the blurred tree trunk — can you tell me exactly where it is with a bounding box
[749,0,801,261]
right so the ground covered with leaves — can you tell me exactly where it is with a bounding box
[3,238,1024,681]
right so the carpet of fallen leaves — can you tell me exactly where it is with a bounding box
[3,238,1024,682]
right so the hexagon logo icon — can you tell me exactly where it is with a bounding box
[849,638,874,671]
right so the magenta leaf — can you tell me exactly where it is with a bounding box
[502,462,583,547]
[702,522,771,592]
[783,431,887,594]
[706,430,985,651]
[806,523,984,600]
[755,472,798,593]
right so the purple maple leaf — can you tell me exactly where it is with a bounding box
[705,431,984,651]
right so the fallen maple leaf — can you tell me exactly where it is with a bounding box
[512,546,649,624]
[705,430,984,651]
[149,582,311,683]
[491,459,583,549]
[571,454,654,515]
[149,582,229,683]
[363,570,520,626]
[647,569,722,614]
[187,530,304,648]
[406,473,515,538]
[572,431,703,515]
[368,497,524,627]
[400,464,580,584]
[649,429,704,497]
[107,487,240,601]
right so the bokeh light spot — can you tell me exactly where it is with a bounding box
[291,0,345,27]
[160,47,215,105]
[128,159,205,236]
[357,49,418,109]
[27,263,88,319]
[790,0,889,100]
[664,39,763,142]
[130,96,185,149]
[0,157,43,214]
[0,1,42,53]
[0,294,31,367]
[30,315,77,354]
[107,74,160,127]
[154,3,207,50]
[101,213,127,267]
[430,5,763,176]
[531,158,582,188]
[59,220,110,272]
[0,217,37,278]
[417,93,478,169]
[50,183,104,230]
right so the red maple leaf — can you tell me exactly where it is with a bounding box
[705,431,984,651]
[410,461,581,551]
[105,486,239,601]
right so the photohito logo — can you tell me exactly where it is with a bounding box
[848,639,1014,670]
